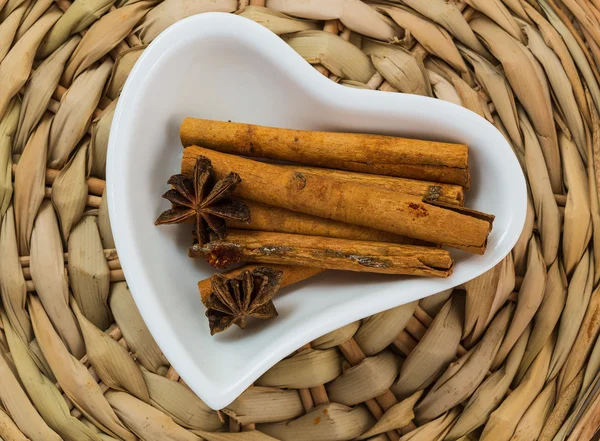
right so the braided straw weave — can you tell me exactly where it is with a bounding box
[0,0,600,439]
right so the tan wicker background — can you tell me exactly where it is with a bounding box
[0,0,599,439]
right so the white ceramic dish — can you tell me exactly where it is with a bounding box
[107,13,527,409]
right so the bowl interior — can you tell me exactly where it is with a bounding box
[107,13,526,409]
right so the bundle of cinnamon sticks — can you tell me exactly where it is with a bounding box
[180,118,493,258]
[156,117,495,334]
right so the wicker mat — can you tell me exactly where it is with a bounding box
[0,0,599,440]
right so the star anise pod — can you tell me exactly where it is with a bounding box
[155,156,250,245]
[202,267,283,335]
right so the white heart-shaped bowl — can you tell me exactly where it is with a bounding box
[107,12,526,409]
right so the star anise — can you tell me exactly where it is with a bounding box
[155,156,250,245]
[202,267,283,335]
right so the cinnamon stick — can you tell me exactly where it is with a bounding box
[182,147,494,254]
[281,165,464,206]
[197,264,325,302]
[180,118,470,187]
[228,200,424,245]
[189,230,453,277]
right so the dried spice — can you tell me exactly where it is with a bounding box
[182,147,493,254]
[198,264,324,303]
[180,118,471,187]
[229,199,420,245]
[155,156,250,245]
[202,266,283,334]
[191,230,454,277]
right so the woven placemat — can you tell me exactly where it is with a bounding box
[1,0,599,440]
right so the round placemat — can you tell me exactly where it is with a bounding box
[0,0,599,440]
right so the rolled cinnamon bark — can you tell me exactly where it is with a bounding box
[180,118,470,187]
[197,264,325,302]
[185,149,464,205]
[182,147,494,254]
[228,200,425,245]
[189,230,453,277]
[282,165,464,206]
